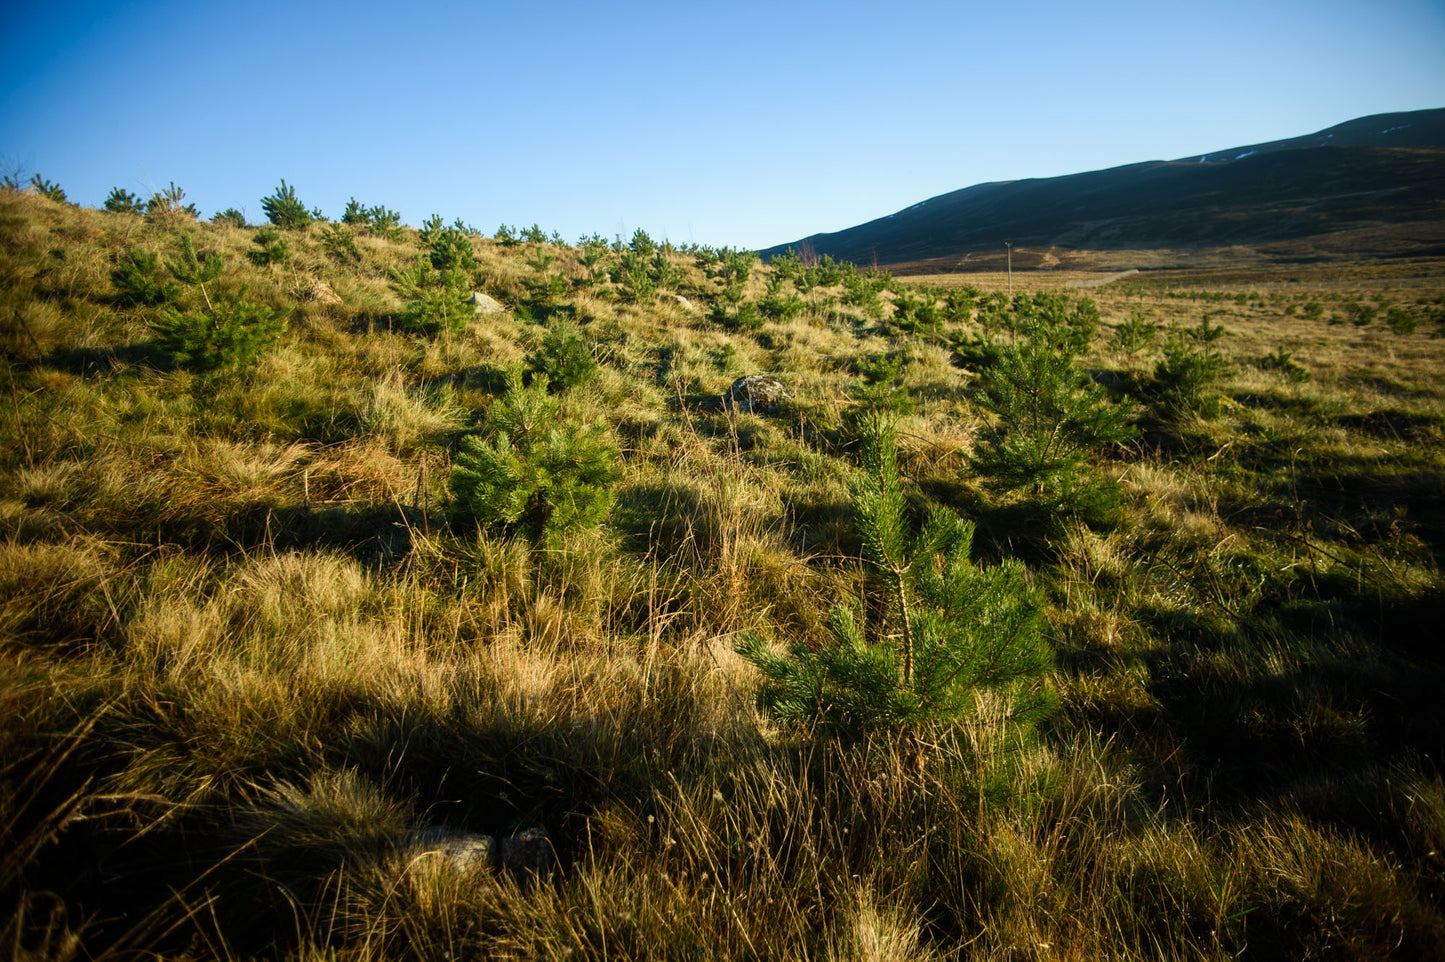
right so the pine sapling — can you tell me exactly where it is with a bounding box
[738,414,1054,740]
[968,294,1135,524]
[147,235,288,371]
[104,187,144,215]
[450,369,620,544]
[262,179,313,230]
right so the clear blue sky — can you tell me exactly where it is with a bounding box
[3,0,1442,250]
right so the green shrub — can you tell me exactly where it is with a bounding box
[247,228,292,268]
[885,288,941,336]
[850,352,915,416]
[628,228,657,258]
[342,198,404,241]
[737,414,1053,740]
[111,248,180,307]
[145,182,197,224]
[1387,307,1418,336]
[104,187,143,215]
[161,235,224,292]
[261,179,313,230]
[147,235,288,371]
[812,253,845,287]
[1345,301,1378,327]
[1113,309,1158,356]
[450,370,620,544]
[759,290,805,323]
[969,296,1135,523]
[1259,346,1310,382]
[841,273,885,318]
[716,300,763,332]
[531,272,570,305]
[578,236,611,287]
[614,250,656,303]
[419,217,477,276]
[389,260,473,336]
[320,223,362,265]
[211,208,248,228]
[769,248,802,279]
[150,293,289,373]
[1152,314,1231,417]
[28,175,66,203]
[651,250,684,291]
[526,319,597,391]
[709,248,754,288]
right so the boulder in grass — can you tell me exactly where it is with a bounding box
[299,279,342,304]
[726,375,790,415]
[497,828,554,875]
[470,291,506,314]
[398,826,554,876]
[401,827,495,871]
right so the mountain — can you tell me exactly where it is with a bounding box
[759,108,1445,270]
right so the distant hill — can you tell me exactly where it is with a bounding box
[759,108,1445,270]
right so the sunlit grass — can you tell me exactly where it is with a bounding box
[1,188,1442,959]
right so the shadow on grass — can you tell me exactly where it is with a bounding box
[1072,573,1445,844]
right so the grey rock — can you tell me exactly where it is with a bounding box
[497,827,554,875]
[726,375,790,414]
[298,279,342,304]
[470,291,506,314]
[674,294,695,312]
[400,826,553,875]
[401,826,495,871]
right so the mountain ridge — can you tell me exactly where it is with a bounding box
[759,108,1445,270]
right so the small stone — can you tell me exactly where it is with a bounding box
[401,827,496,871]
[497,827,554,874]
[725,375,790,415]
[299,279,342,304]
[674,294,695,312]
[470,291,506,314]
[399,826,553,876]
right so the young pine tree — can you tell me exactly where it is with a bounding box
[737,415,1053,740]
[104,187,144,215]
[968,294,1135,525]
[261,179,313,230]
[1152,314,1231,417]
[111,248,180,307]
[147,235,289,372]
[450,369,620,545]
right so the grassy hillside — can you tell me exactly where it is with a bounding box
[3,186,1444,960]
[760,108,1445,269]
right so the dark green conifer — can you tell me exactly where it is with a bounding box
[261,179,312,230]
[147,235,288,371]
[450,370,620,545]
[738,415,1053,739]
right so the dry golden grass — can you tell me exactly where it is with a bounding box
[2,190,1442,959]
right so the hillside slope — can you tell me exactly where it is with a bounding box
[2,188,1444,960]
[761,108,1445,268]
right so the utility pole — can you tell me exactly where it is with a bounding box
[1005,241,1013,299]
